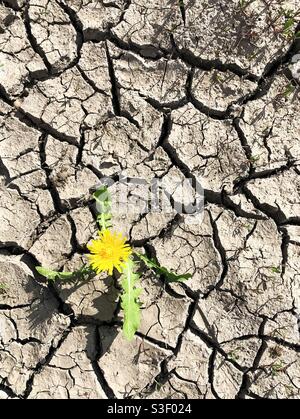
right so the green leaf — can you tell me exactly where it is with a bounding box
[36,265,94,283]
[35,267,74,281]
[283,83,295,98]
[283,17,294,32]
[0,283,7,294]
[93,186,112,230]
[249,155,260,163]
[136,253,192,283]
[120,259,142,341]
[271,266,281,274]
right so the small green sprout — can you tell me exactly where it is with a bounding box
[249,155,260,164]
[0,283,7,294]
[280,8,300,39]
[239,0,255,10]
[270,361,286,377]
[227,348,241,362]
[244,223,253,232]
[283,83,295,98]
[154,379,165,392]
[283,17,295,37]
[270,266,281,274]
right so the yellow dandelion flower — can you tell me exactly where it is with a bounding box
[87,229,132,275]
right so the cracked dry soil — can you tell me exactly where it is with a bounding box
[0,0,300,400]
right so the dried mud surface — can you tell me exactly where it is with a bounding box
[0,0,300,399]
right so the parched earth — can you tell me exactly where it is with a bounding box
[0,0,300,400]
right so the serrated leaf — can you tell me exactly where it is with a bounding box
[136,253,192,283]
[93,186,112,230]
[36,266,74,281]
[36,265,94,283]
[120,259,142,341]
